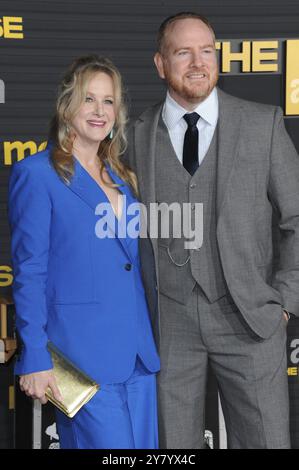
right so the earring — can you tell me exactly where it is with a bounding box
[109,128,114,139]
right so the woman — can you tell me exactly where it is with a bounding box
[8,55,160,449]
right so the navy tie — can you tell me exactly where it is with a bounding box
[183,112,200,175]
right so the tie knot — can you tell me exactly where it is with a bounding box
[183,112,200,128]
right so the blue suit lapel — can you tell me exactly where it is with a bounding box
[67,158,134,261]
[105,163,140,255]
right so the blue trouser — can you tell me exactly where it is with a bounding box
[55,356,159,449]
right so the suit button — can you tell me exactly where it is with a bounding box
[125,263,132,271]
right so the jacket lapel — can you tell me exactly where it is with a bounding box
[67,158,101,210]
[133,102,163,258]
[67,158,133,261]
[104,163,138,256]
[216,88,243,219]
[133,102,163,208]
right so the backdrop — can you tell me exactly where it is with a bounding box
[0,0,298,449]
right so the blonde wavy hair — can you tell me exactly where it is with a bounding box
[49,55,137,195]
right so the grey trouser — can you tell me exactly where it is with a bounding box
[157,286,290,449]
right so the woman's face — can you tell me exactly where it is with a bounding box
[71,72,116,147]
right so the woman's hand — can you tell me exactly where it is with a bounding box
[19,370,63,405]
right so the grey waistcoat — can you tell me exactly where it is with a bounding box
[155,115,228,305]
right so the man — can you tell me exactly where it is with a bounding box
[128,12,299,448]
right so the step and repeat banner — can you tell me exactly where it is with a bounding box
[0,0,299,448]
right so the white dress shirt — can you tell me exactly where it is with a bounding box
[162,87,219,166]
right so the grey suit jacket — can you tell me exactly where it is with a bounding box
[128,88,299,339]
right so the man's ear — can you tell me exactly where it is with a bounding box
[154,52,165,79]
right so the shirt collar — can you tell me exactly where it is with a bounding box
[163,87,218,130]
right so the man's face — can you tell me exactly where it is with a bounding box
[154,18,219,110]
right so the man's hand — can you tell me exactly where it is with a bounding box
[283,309,290,323]
[19,370,63,405]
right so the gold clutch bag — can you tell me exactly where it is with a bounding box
[45,342,100,418]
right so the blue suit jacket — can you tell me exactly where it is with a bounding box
[8,149,160,384]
